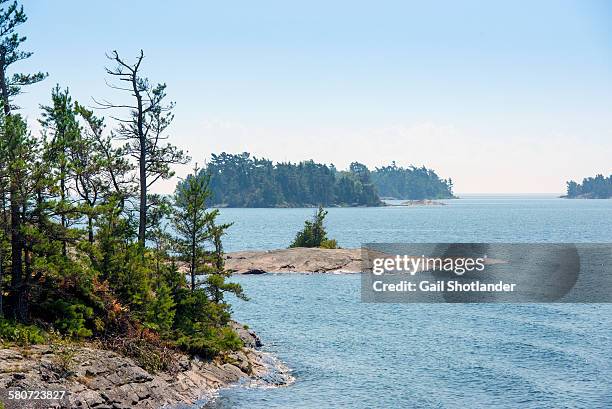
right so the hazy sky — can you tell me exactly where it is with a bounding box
[14,0,612,193]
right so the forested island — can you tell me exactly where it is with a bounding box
[371,162,454,200]
[205,153,454,207]
[565,174,612,199]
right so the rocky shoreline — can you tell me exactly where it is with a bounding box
[225,247,363,274]
[396,199,446,206]
[224,247,508,274]
[0,323,292,409]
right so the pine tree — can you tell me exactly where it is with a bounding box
[147,193,173,277]
[75,102,135,208]
[173,166,215,291]
[96,50,188,249]
[203,220,246,304]
[39,85,81,256]
[0,2,248,362]
[0,0,46,321]
[145,283,175,335]
[2,114,37,320]
[289,205,337,248]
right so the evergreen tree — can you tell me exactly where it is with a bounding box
[0,0,46,321]
[145,282,175,335]
[0,0,248,364]
[75,102,135,207]
[203,220,246,304]
[39,85,81,256]
[147,193,173,277]
[173,166,215,291]
[171,166,246,357]
[289,205,337,248]
[3,114,38,321]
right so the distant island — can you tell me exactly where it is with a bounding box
[371,162,454,200]
[565,174,612,199]
[204,153,454,207]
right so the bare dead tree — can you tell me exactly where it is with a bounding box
[95,50,188,249]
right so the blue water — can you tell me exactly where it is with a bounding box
[206,196,612,408]
[216,196,612,252]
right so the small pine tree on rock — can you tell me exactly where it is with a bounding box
[289,205,338,248]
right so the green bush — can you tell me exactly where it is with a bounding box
[290,205,338,248]
[176,326,243,359]
[320,239,338,249]
[172,288,243,358]
[0,318,47,346]
[144,283,176,335]
[50,341,78,378]
[45,300,94,339]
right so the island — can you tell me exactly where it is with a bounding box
[224,248,507,275]
[226,248,363,274]
[395,199,446,206]
[565,174,612,198]
[203,153,454,207]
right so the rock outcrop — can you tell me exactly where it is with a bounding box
[225,247,362,274]
[397,199,446,206]
[0,325,290,409]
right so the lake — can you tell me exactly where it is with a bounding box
[206,196,612,408]
[216,195,612,252]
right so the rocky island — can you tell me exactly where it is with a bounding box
[225,248,363,274]
[395,199,446,206]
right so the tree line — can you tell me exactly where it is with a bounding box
[0,1,244,362]
[566,174,612,199]
[205,153,454,207]
[370,162,454,200]
[205,152,381,207]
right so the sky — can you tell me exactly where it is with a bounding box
[13,0,612,194]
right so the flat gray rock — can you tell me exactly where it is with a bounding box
[225,247,362,274]
[0,324,290,409]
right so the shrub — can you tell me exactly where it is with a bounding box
[320,239,338,249]
[144,283,176,335]
[50,341,78,378]
[45,300,94,339]
[0,318,47,346]
[290,205,338,248]
[171,287,243,358]
[176,326,243,359]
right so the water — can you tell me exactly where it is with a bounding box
[206,196,612,408]
[216,195,612,252]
